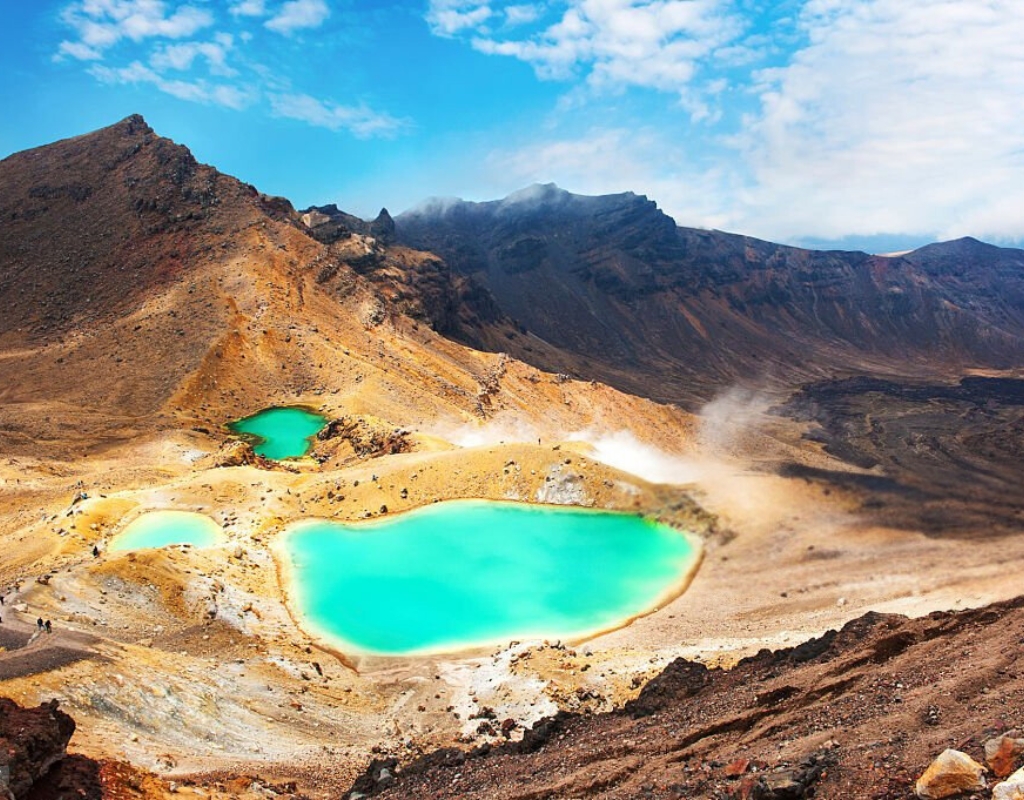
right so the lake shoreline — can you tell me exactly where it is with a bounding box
[274,499,703,659]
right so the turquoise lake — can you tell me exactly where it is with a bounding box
[280,500,698,655]
[228,406,327,460]
[109,510,226,551]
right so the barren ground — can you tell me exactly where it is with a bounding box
[3,381,1024,798]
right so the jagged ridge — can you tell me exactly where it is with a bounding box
[398,186,1024,406]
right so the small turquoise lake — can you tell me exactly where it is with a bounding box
[228,406,327,460]
[110,510,226,552]
[279,500,698,655]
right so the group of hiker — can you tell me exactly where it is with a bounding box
[0,593,52,632]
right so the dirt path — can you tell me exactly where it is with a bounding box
[0,615,102,680]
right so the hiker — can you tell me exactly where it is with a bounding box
[45,620,52,633]
[92,545,99,557]
[0,593,5,605]
[37,618,44,630]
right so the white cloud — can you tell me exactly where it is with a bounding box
[149,34,237,76]
[269,93,407,137]
[427,1,493,37]
[53,0,409,141]
[121,5,212,40]
[448,0,1024,243]
[90,59,252,109]
[57,0,214,58]
[229,0,267,16]
[504,4,542,26]
[57,40,104,60]
[730,0,1024,242]
[265,0,330,35]
[430,0,744,101]
[150,35,236,75]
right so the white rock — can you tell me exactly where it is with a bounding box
[994,767,1024,800]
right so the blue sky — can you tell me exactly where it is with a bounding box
[3,1,1023,251]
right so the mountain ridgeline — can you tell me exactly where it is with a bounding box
[397,185,1024,405]
[3,117,1022,413]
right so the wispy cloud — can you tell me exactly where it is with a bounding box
[269,92,407,137]
[58,40,104,60]
[229,0,267,17]
[504,4,542,27]
[91,59,252,108]
[150,33,237,76]
[483,126,734,229]
[264,0,330,35]
[52,0,406,141]
[438,0,1024,244]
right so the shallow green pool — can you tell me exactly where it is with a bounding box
[227,406,327,460]
[109,510,226,552]
[279,500,697,655]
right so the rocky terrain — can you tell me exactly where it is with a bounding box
[1,118,1024,798]
[773,376,1024,537]
[349,596,1024,799]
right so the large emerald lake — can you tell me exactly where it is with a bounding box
[279,500,698,655]
[228,406,327,460]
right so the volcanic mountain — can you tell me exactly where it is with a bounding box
[397,184,1024,406]
[3,117,1024,800]
[0,117,660,449]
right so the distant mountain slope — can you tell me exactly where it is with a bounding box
[398,185,1024,405]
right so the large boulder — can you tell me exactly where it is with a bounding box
[0,698,75,800]
[915,749,987,799]
[210,439,257,467]
[314,415,411,461]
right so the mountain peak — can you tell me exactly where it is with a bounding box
[499,182,569,206]
[117,113,153,136]
[0,114,272,341]
[399,185,667,229]
[905,235,1023,273]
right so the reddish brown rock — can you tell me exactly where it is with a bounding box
[0,698,75,800]
[724,758,751,778]
[987,732,1024,779]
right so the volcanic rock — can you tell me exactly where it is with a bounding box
[0,698,75,800]
[915,749,986,799]
[348,597,1024,799]
[209,439,258,467]
[314,415,411,461]
[988,733,1024,779]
